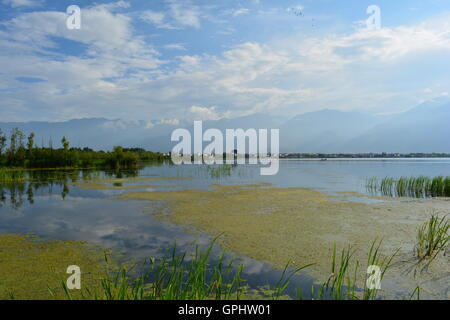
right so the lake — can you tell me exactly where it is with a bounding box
[1,158,449,299]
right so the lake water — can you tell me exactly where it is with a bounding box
[1,158,449,298]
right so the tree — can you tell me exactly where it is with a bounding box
[7,128,25,166]
[61,136,69,151]
[113,146,123,155]
[8,128,25,155]
[27,133,35,153]
[0,129,6,157]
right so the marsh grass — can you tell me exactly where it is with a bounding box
[58,237,400,301]
[0,235,400,301]
[61,238,248,300]
[206,165,233,179]
[409,286,420,300]
[363,239,398,300]
[0,169,25,182]
[311,239,397,300]
[272,260,314,300]
[366,176,450,198]
[312,245,358,300]
[415,214,449,264]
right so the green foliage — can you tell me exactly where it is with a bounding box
[311,239,397,300]
[415,214,449,263]
[0,128,167,169]
[63,238,248,300]
[0,129,7,157]
[366,176,450,198]
[1,235,401,301]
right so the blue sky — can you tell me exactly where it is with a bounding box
[1,0,450,122]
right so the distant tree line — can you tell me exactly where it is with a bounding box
[0,128,167,169]
[280,153,450,159]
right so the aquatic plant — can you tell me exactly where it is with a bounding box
[0,234,107,300]
[415,214,449,263]
[67,240,395,301]
[61,238,247,300]
[2,234,401,301]
[362,239,398,300]
[313,244,358,300]
[366,176,450,198]
[207,165,233,179]
[0,169,26,182]
[272,260,314,300]
[311,239,397,300]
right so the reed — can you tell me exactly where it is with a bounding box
[313,244,358,300]
[54,238,397,301]
[63,238,247,300]
[366,176,450,198]
[415,214,449,263]
[312,239,396,300]
[362,239,398,300]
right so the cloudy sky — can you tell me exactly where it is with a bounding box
[1,0,450,122]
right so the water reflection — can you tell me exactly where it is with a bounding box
[1,160,449,298]
[0,168,140,209]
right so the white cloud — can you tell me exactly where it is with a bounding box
[159,119,180,126]
[189,106,223,120]
[164,43,187,51]
[336,26,450,62]
[141,10,176,29]
[141,0,203,29]
[2,0,41,8]
[102,119,128,130]
[2,5,450,121]
[286,5,304,12]
[232,8,249,17]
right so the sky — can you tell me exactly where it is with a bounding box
[1,0,450,123]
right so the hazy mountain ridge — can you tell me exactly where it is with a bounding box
[1,98,450,153]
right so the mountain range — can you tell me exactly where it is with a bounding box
[1,97,450,153]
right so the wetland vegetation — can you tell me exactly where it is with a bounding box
[1,234,404,300]
[0,128,166,170]
[1,162,449,300]
[366,176,450,198]
[415,214,450,263]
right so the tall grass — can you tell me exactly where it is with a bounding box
[52,239,396,300]
[307,239,396,300]
[363,239,398,300]
[366,176,450,198]
[312,245,358,300]
[415,214,449,263]
[62,239,248,300]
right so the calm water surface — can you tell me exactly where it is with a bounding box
[1,159,449,298]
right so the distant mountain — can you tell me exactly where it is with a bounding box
[279,109,388,153]
[0,114,284,152]
[1,98,450,153]
[342,97,450,153]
